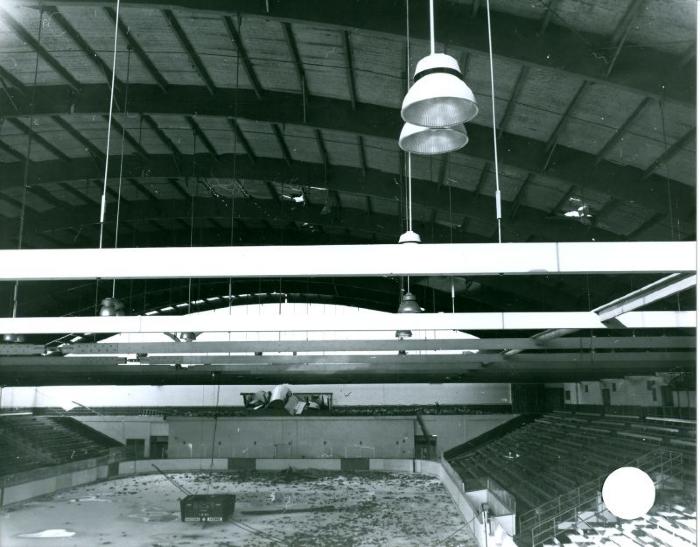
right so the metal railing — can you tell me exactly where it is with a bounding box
[516,448,685,546]
[562,404,695,421]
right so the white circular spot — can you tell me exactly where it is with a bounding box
[602,467,655,520]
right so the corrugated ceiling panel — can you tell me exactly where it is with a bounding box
[58,7,155,85]
[280,125,322,164]
[234,119,283,160]
[119,8,204,87]
[293,23,347,101]
[174,11,252,90]
[241,17,298,93]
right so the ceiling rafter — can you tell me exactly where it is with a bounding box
[265,180,280,203]
[606,0,646,77]
[163,9,216,95]
[357,135,367,177]
[6,117,70,162]
[438,156,449,186]
[107,115,149,160]
[228,118,256,162]
[141,114,181,160]
[341,30,358,109]
[474,162,490,195]
[641,127,695,180]
[104,6,169,92]
[595,97,651,165]
[314,129,329,169]
[1,85,693,219]
[271,123,293,165]
[0,157,625,244]
[29,185,69,208]
[550,184,576,215]
[27,0,694,103]
[0,8,81,92]
[223,15,263,99]
[593,197,619,228]
[167,178,190,200]
[43,6,123,92]
[128,178,159,201]
[91,178,122,202]
[60,182,96,205]
[498,65,529,139]
[0,64,27,95]
[185,116,218,158]
[51,115,104,163]
[543,80,590,169]
[282,22,309,99]
[0,139,27,162]
[539,0,562,34]
[509,174,531,220]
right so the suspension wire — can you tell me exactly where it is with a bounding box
[658,97,676,241]
[405,0,411,296]
[428,0,435,54]
[485,0,502,243]
[112,47,131,298]
[207,382,221,491]
[187,129,197,316]
[449,185,455,313]
[98,0,122,249]
[11,8,43,319]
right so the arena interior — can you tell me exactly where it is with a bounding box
[0,0,697,546]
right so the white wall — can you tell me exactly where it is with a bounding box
[75,416,167,458]
[420,415,519,454]
[561,376,669,407]
[0,383,511,409]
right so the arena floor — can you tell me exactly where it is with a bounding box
[0,470,477,546]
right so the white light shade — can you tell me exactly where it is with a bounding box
[602,467,655,520]
[401,53,478,127]
[399,122,468,155]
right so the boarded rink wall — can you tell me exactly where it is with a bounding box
[0,448,123,507]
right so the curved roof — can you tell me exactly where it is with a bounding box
[0,0,695,326]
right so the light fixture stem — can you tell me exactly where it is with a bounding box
[485,0,502,243]
[99,0,121,250]
[407,153,413,232]
[429,0,435,54]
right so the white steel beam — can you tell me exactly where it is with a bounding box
[594,273,696,321]
[0,311,693,334]
[0,241,694,280]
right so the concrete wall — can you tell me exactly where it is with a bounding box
[561,376,667,407]
[76,416,168,458]
[167,417,416,459]
[420,415,519,454]
[1,383,511,408]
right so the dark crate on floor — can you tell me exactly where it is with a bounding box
[180,494,236,522]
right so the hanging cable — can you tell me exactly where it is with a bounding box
[99,0,122,249]
[112,46,131,298]
[187,129,197,316]
[10,8,43,319]
[428,0,435,54]
[485,0,502,243]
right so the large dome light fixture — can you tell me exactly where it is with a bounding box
[401,53,478,128]
[399,122,468,155]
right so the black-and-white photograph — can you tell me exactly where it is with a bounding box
[0,0,696,545]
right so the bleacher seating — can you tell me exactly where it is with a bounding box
[0,414,121,476]
[446,411,695,515]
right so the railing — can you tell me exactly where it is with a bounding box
[562,404,695,420]
[516,448,684,546]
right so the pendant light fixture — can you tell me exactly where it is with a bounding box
[96,0,126,318]
[399,122,468,155]
[401,0,478,128]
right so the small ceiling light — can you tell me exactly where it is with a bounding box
[99,297,125,317]
[399,122,468,155]
[397,291,422,314]
[402,53,478,128]
[395,329,413,339]
[180,332,198,342]
[2,333,25,343]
